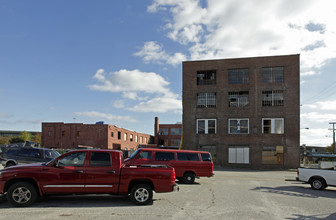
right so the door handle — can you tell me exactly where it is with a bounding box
[74,170,84,173]
[107,171,116,174]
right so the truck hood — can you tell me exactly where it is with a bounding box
[2,163,45,171]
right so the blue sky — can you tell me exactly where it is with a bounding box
[1,0,336,147]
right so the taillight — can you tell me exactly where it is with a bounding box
[171,168,176,181]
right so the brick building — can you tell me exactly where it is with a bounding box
[182,54,300,168]
[42,122,152,154]
[154,117,182,148]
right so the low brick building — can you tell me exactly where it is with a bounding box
[182,54,300,168]
[154,117,182,148]
[42,122,152,154]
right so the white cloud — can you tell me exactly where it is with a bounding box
[147,0,336,75]
[301,128,331,147]
[129,93,182,113]
[89,68,182,113]
[75,111,137,123]
[134,41,186,66]
[301,112,336,124]
[89,68,171,94]
[304,100,336,111]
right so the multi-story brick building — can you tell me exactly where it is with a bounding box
[154,117,182,148]
[42,122,152,154]
[182,54,300,168]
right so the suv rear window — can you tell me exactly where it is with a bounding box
[177,153,200,161]
[201,153,212,161]
[155,152,175,161]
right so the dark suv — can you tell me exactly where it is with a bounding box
[2,147,60,168]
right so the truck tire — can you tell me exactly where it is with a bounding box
[7,182,38,207]
[310,177,327,190]
[183,172,195,184]
[130,184,153,205]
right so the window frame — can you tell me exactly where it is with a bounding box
[228,68,249,84]
[262,90,284,106]
[197,92,216,108]
[228,91,249,107]
[228,119,249,134]
[197,70,216,85]
[196,119,217,134]
[262,118,284,134]
[262,67,284,83]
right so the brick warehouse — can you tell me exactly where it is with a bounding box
[182,54,300,168]
[42,122,152,154]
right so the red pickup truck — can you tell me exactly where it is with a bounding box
[0,149,178,207]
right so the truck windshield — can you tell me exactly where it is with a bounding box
[128,149,140,159]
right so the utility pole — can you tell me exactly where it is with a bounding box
[329,122,336,154]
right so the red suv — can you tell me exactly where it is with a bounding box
[125,148,214,184]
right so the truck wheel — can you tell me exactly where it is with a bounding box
[6,161,16,167]
[7,182,37,207]
[183,172,195,184]
[130,184,153,205]
[310,177,326,190]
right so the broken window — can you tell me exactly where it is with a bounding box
[262,90,284,106]
[262,67,284,83]
[262,118,284,134]
[229,119,249,134]
[197,70,216,85]
[228,91,249,107]
[228,69,249,84]
[197,92,216,108]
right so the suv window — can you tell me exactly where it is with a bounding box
[137,151,152,160]
[90,152,111,167]
[201,153,212,161]
[177,153,200,161]
[19,149,41,157]
[155,152,175,161]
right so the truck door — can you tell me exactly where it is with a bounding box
[84,151,118,194]
[41,151,87,194]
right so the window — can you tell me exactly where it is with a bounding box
[145,137,147,143]
[228,91,249,107]
[159,128,168,135]
[124,133,127,141]
[228,147,249,164]
[140,136,143,143]
[197,70,216,85]
[155,152,175,161]
[118,131,121,140]
[171,139,181,146]
[48,131,52,137]
[58,152,86,167]
[111,132,114,137]
[135,136,138,142]
[201,153,212,162]
[262,118,284,134]
[90,152,111,167]
[197,93,216,108]
[177,153,200,161]
[262,90,284,106]
[130,134,133,142]
[170,128,182,135]
[262,146,284,165]
[229,119,249,134]
[62,131,65,136]
[197,119,216,134]
[77,131,80,137]
[137,151,152,160]
[228,69,249,84]
[262,67,284,83]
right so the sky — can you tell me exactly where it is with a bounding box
[1,0,336,147]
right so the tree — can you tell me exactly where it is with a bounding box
[19,131,31,142]
[325,143,335,154]
[0,135,12,145]
[31,133,41,145]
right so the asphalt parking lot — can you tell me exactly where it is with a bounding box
[0,169,335,220]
